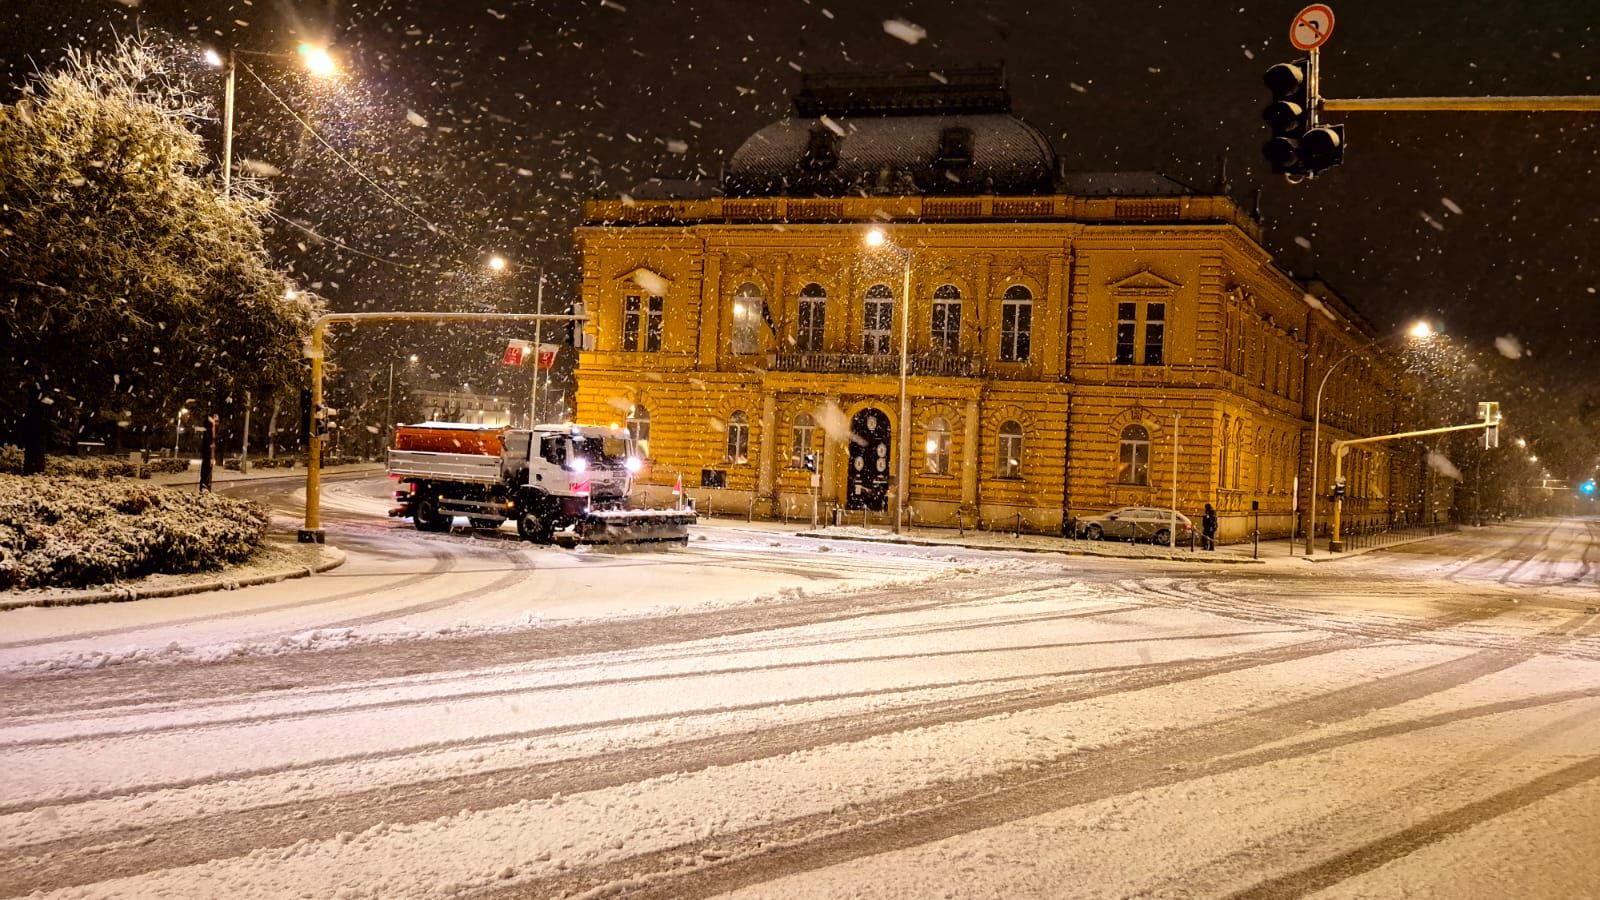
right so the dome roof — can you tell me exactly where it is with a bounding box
[725,113,1057,197]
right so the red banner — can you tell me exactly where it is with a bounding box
[502,340,530,366]
[536,343,559,370]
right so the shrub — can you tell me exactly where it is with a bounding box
[0,475,269,590]
[0,447,190,478]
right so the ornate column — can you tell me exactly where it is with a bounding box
[698,252,722,370]
[961,397,981,510]
[757,391,778,514]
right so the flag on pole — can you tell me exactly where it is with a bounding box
[672,471,683,508]
[536,342,560,370]
[502,339,531,366]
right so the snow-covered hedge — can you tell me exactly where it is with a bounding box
[0,475,269,590]
[0,446,190,478]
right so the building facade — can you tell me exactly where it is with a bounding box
[573,70,1427,541]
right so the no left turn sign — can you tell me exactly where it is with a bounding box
[1290,4,1335,51]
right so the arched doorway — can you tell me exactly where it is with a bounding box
[848,407,891,511]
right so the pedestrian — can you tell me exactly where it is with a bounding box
[1202,503,1218,551]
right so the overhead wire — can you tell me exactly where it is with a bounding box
[237,59,466,248]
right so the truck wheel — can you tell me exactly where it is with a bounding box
[414,499,452,533]
[517,512,553,544]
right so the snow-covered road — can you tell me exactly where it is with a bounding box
[2,480,1596,898]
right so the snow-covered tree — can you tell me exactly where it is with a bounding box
[0,39,317,473]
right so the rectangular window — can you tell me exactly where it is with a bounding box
[1001,301,1031,361]
[997,432,1023,478]
[1120,439,1149,485]
[931,297,961,352]
[1143,302,1165,366]
[797,295,825,351]
[645,296,663,352]
[1115,302,1137,365]
[926,429,950,474]
[790,422,813,467]
[623,295,641,351]
[863,297,893,354]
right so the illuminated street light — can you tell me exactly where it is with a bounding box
[1309,319,1435,553]
[207,42,339,195]
[298,43,338,78]
[863,226,912,535]
[487,255,509,273]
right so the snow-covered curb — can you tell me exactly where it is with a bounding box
[0,542,346,611]
[796,527,1268,564]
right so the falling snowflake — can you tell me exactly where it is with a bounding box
[1294,236,1312,249]
[1441,197,1464,215]
[405,110,429,127]
[883,18,927,44]
[1494,335,1524,359]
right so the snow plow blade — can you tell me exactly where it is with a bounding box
[568,507,697,545]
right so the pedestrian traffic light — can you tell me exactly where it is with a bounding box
[803,451,817,472]
[1332,477,1346,500]
[1262,59,1344,178]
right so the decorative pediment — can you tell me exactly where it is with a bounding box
[1108,266,1182,295]
[612,263,674,295]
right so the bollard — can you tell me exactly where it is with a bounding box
[1014,512,1022,538]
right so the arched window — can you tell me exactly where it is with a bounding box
[931,285,962,352]
[925,417,951,475]
[1232,422,1244,490]
[790,412,815,468]
[863,284,893,354]
[996,420,1023,479]
[1000,286,1032,362]
[627,404,650,457]
[726,411,749,465]
[1119,424,1150,485]
[796,282,826,351]
[731,282,764,355]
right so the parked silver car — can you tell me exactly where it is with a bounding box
[1079,506,1194,544]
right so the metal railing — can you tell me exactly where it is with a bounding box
[770,350,979,377]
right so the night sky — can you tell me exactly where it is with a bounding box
[4,1,1596,401]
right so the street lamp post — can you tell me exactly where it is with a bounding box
[205,43,336,196]
[866,228,912,535]
[385,353,418,449]
[1307,320,1433,554]
[173,407,188,457]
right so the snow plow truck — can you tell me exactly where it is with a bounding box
[387,421,695,545]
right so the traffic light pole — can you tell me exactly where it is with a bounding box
[297,310,589,544]
[1327,418,1495,552]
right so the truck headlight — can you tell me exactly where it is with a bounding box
[567,457,589,473]
[625,456,642,474]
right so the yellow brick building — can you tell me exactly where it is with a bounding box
[573,70,1426,541]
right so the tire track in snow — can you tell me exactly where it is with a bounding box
[0,569,1054,719]
[0,622,1283,752]
[486,625,1599,900]
[0,541,460,653]
[0,632,1364,893]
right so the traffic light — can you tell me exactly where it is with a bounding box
[1332,476,1346,500]
[1581,479,1596,497]
[1478,401,1502,448]
[803,451,817,472]
[1262,60,1345,177]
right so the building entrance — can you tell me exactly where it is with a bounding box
[847,408,891,511]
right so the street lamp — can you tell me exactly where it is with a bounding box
[487,256,549,425]
[864,226,912,535]
[204,42,338,194]
[1306,319,1434,554]
[173,407,189,457]
[386,353,419,447]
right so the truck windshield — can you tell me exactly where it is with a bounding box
[571,435,629,464]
